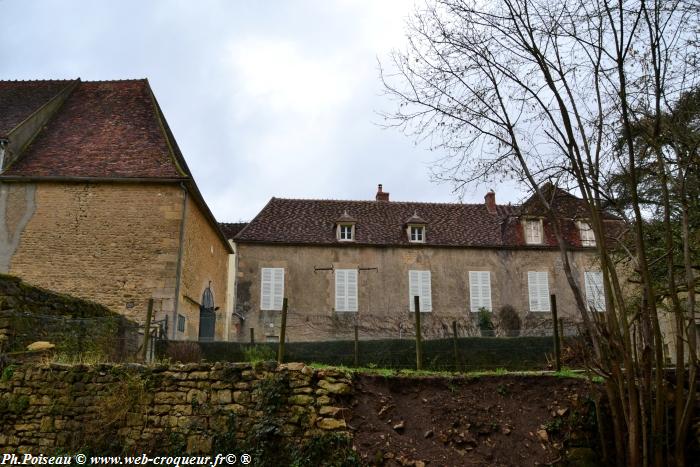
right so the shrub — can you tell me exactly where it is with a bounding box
[165,341,202,363]
[497,305,522,337]
[477,308,494,336]
[243,344,276,363]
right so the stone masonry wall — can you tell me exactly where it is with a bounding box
[5,182,184,324]
[177,197,230,341]
[0,362,351,455]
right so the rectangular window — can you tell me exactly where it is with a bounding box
[408,270,432,312]
[585,271,605,312]
[177,314,186,333]
[528,271,550,312]
[469,271,492,312]
[578,221,596,247]
[524,219,543,244]
[338,224,354,241]
[410,226,425,242]
[261,267,284,311]
[335,269,358,312]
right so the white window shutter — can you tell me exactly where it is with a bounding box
[469,271,479,311]
[347,270,358,312]
[273,268,284,310]
[538,272,550,311]
[482,272,492,311]
[585,271,605,311]
[408,270,421,311]
[528,271,550,312]
[469,271,492,312]
[261,268,273,310]
[528,272,538,311]
[261,268,284,311]
[335,269,347,311]
[420,271,432,312]
[335,269,358,312]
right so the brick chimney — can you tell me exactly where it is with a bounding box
[484,190,496,214]
[376,184,390,202]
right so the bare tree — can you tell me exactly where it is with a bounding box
[381,0,699,465]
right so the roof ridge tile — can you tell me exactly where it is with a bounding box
[272,197,520,209]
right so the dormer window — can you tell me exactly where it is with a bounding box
[578,221,595,247]
[405,211,427,243]
[335,210,356,242]
[337,224,354,241]
[524,218,543,244]
[409,225,425,242]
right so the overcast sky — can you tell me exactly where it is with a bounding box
[1,0,521,221]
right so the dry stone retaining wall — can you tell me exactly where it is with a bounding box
[0,361,351,455]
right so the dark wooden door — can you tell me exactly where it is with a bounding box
[198,307,216,342]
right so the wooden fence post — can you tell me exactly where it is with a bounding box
[354,325,359,367]
[414,295,422,371]
[250,327,255,344]
[278,298,288,364]
[142,299,154,362]
[452,320,459,372]
[550,294,561,372]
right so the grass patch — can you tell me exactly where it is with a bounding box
[309,362,597,380]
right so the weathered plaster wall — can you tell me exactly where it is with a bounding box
[0,362,350,455]
[4,182,183,324]
[235,243,600,342]
[177,197,229,341]
[0,184,36,273]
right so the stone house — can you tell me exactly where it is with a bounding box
[229,184,619,342]
[0,79,232,341]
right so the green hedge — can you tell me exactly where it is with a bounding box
[166,336,559,371]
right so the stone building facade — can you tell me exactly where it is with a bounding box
[0,79,232,341]
[229,185,619,342]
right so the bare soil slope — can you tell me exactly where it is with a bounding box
[349,374,598,466]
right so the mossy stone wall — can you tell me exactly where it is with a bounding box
[0,274,138,359]
[0,362,352,457]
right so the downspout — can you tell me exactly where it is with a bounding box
[172,182,188,339]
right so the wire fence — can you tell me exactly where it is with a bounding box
[1,292,588,372]
[167,295,589,372]
[274,311,581,340]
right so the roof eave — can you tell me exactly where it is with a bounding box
[0,175,190,183]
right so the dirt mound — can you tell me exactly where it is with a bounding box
[349,374,597,466]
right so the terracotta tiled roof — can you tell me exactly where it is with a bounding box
[235,190,619,248]
[0,80,74,137]
[236,198,513,247]
[520,183,619,220]
[405,211,428,224]
[0,78,233,253]
[336,210,357,223]
[2,80,186,178]
[219,222,249,240]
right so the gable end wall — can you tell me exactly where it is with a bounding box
[3,182,183,325]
